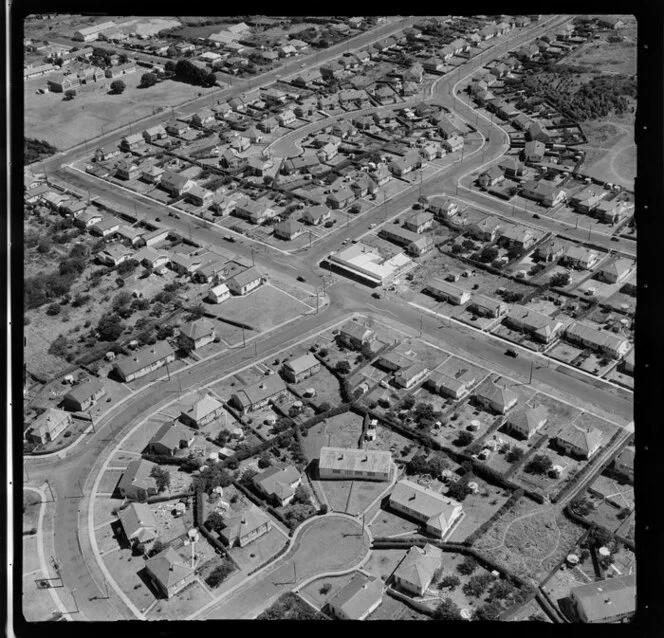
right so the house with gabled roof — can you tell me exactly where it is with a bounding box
[230,374,287,413]
[393,544,443,597]
[425,366,477,400]
[425,278,471,305]
[478,165,505,189]
[26,408,72,445]
[273,219,304,241]
[145,547,196,599]
[178,319,216,351]
[219,504,272,548]
[117,459,160,500]
[394,363,430,390]
[97,242,133,266]
[327,187,355,210]
[159,171,195,197]
[595,258,633,284]
[613,445,634,482]
[523,140,546,164]
[113,342,176,383]
[301,204,331,226]
[328,573,384,621]
[595,200,633,225]
[521,179,567,207]
[338,321,374,350]
[282,353,320,383]
[226,266,265,296]
[474,381,518,414]
[118,502,158,545]
[403,211,434,234]
[143,125,167,143]
[505,305,563,343]
[556,424,603,459]
[564,322,631,359]
[506,405,548,439]
[253,464,302,507]
[62,378,106,412]
[147,421,195,456]
[389,479,463,539]
[180,394,224,429]
[560,245,600,270]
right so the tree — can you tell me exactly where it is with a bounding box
[46,302,61,316]
[257,452,272,469]
[457,556,478,575]
[526,453,553,475]
[447,481,472,501]
[434,598,462,620]
[570,496,595,517]
[293,484,310,505]
[316,402,331,414]
[451,243,464,255]
[283,503,315,530]
[150,466,171,492]
[48,334,69,357]
[117,259,139,276]
[110,79,126,94]
[479,246,500,263]
[206,559,235,587]
[439,574,461,590]
[37,239,51,254]
[506,445,524,463]
[414,402,436,422]
[488,580,517,602]
[335,360,351,375]
[402,395,416,410]
[463,573,493,598]
[473,600,503,621]
[454,430,474,447]
[462,238,476,250]
[206,510,225,532]
[550,272,571,287]
[140,72,158,88]
[148,540,166,557]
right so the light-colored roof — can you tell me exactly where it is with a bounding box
[615,445,634,470]
[507,405,548,434]
[179,319,215,341]
[118,502,158,542]
[565,322,629,352]
[113,342,174,378]
[394,544,442,591]
[319,446,392,476]
[254,465,301,501]
[475,381,519,410]
[340,320,373,342]
[31,408,70,436]
[228,265,263,288]
[63,378,105,406]
[220,505,271,544]
[329,573,383,620]
[389,479,462,534]
[182,395,223,422]
[150,421,194,450]
[118,459,158,494]
[571,574,636,622]
[556,424,603,454]
[427,278,470,299]
[283,353,319,377]
[232,375,286,409]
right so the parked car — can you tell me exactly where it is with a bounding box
[533,213,540,219]
[297,275,306,282]
[372,292,382,299]
[505,349,518,358]
[610,236,619,242]
[224,235,236,242]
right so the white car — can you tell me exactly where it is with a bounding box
[369,223,376,229]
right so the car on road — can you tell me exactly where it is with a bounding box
[297,276,306,282]
[611,237,619,242]
[342,238,350,244]
[324,221,334,228]
[371,292,382,299]
[224,235,236,242]
[505,349,518,358]
[155,217,161,222]
[533,213,540,219]
[369,223,376,229]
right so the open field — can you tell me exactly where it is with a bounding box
[22,574,61,622]
[299,571,358,610]
[229,527,289,573]
[25,71,217,151]
[22,534,43,575]
[363,549,407,581]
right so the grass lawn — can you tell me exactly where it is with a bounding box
[147,580,212,620]
[103,549,156,613]
[93,495,123,528]
[345,478,392,517]
[97,522,123,556]
[506,597,552,622]
[320,411,364,448]
[228,526,289,573]
[290,367,343,409]
[299,572,358,609]
[368,593,431,621]
[97,470,124,496]
[319,479,353,513]
[363,549,407,582]
[446,482,510,543]
[369,508,421,539]
[22,574,60,622]
[23,491,42,531]
[25,71,218,150]
[108,449,143,467]
[22,535,42,575]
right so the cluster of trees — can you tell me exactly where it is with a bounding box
[193,464,233,493]
[454,430,474,447]
[257,592,326,620]
[167,59,217,87]
[24,138,57,165]
[110,80,126,95]
[525,453,553,475]
[96,312,125,341]
[457,555,478,575]
[206,557,236,588]
[150,466,171,492]
[405,453,449,477]
[139,72,158,88]
[550,272,571,287]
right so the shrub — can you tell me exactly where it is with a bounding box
[457,556,478,576]
[46,303,61,316]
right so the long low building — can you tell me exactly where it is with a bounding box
[328,242,413,285]
[564,322,631,359]
[389,479,463,539]
[113,342,176,382]
[505,305,563,343]
[570,574,636,623]
[425,278,471,305]
[318,446,392,481]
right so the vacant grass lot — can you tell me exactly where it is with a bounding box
[229,526,289,573]
[25,71,217,150]
[103,549,156,612]
[299,572,358,610]
[363,549,407,582]
[147,580,212,620]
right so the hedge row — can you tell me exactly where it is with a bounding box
[146,491,191,504]
[385,587,435,618]
[142,452,190,467]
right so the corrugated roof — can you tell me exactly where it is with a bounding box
[319,446,392,476]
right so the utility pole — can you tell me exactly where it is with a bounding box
[24,464,30,482]
[251,247,255,266]
[88,411,95,434]
[419,314,423,338]
[242,326,246,348]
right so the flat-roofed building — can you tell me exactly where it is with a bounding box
[570,574,636,623]
[318,446,392,481]
[328,242,413,286]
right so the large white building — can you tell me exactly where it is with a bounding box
[318,446,392,481]
[328,242,413,285]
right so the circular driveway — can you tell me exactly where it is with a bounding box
[204,514,370,619]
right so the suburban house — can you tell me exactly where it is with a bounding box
[230,375,288,413]
[143,227,170,248]
[561,246,600,270]
[62,378,106,412]
[389,152,422,177]
[394,364,430,390]
[563,322,631,359]
[535,239,566,263]
[570,186,608,213]
[113,226,143,246]
[613,446,634,483]
[169,252,202,276]
[389,479,463,539]
[226,266,265,295]
[165,120,189,137]
[301,205,331,226]
[178,319,216,351]
[556,424,604,459]
[523,140,546,163]
[144,547,196,599]
[403,211,434,234]
[118,502,158,545]
[282,353,321,383]
[191,108,215,128]
[206,283,231,304]
[499,226,536,251]
[595,258,633,284]
[159,171,195,197]
[521,180,567,207]
[115,159,140,181]
[327,573,384,621]
[147,422,195,456]
[233,198,276,224]
[26,408,72,445]
[185,186,214,207]
[505,305,564,343]
[468,216,503,242]
[252,465,302,507]
[425,279,471,305]
[393,544,443,597]
[319,447,392,481]
[143,125,167,143]
[595,200,633,224]
[274,219,305,241]
[97,243,133,267]
[425,367,477,400]
[505,405,548,439]
[526,122,551,144]
[113,342,176,382]
[276,109,296,126]
[474,381,518,414]
[338,321,374,350]
[179,394,225,429]
[117,459,159,500]
[427,196,459,219]
[379,226,434,256]
[376,351,415,373]
[219,504,272,547]
[327,188,355,210]
[570,574,636,623]
[120,133,146,153]
[47,73,80,92]
[478,165,505,189]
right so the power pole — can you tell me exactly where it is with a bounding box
[251,247,255,266]
[88,411,95,434]
[242,326,246,348]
